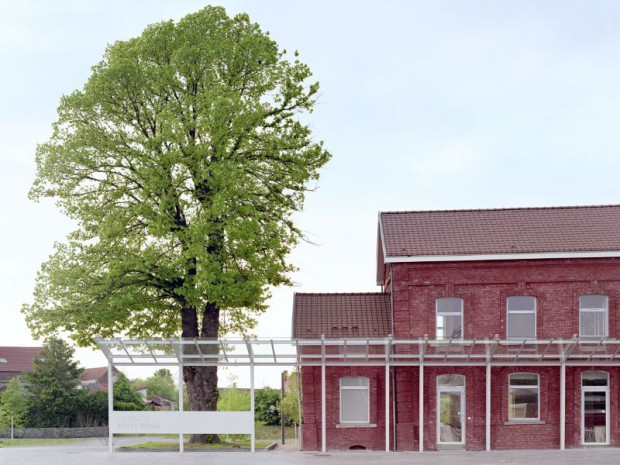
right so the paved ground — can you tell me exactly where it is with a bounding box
[2,440,620,465]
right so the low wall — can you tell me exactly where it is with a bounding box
[0,426,108,439]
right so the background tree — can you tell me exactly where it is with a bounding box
[23,6,330,443]
[75,390,108,427]
[254,387,281,426]
[217,373,250,443]
[113,373,145,411]
[145,369,178,401]
[0,377,29,437]
[279,371,300,439]
[23,337,83,427]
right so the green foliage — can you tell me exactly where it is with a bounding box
[75,390,108,426]
[217,375,250,411]
[23,5,331,348]
[22,337,83,427]
[254,388,280,426]
[145,369,178,401]
[279,371,300,427]
[0,377,29,429]
[113,373,145,411]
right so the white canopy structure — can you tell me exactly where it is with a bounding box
[96,336,620,453]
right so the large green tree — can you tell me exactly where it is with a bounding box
[23,6,330,442]
[22,337,83,428]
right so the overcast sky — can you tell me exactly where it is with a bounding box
[2,0,620,386]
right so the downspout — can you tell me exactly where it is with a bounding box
[389,264,398,451]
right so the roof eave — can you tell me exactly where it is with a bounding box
[384,250,620,264]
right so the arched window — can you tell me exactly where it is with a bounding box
[340,377,369,423]
[507,296,536,339]
[436,298,463,340]
[508,373,539,420]
[579,295,608,339]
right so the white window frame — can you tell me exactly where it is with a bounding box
[581,370,610,445]
[508,372,540,421]
[436,298,463,340]
[339,377,370,424]
[507,296,537,340]
[579,295,608,339]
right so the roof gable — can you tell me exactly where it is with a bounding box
[292,292,391,338]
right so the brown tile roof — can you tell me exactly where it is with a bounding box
[380,205,620,258]
[292,292,391,338]
[0,347,42,373]
[80,367,108,382]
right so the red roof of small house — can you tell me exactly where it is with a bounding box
[80,367,109,382]
[292,292,391,338]
[379,204,620,260]
[0,346,42,373]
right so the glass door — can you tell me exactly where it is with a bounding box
[582,371,609,445]
[437,374,465,445]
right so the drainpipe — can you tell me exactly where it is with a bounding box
[389,264,398,451]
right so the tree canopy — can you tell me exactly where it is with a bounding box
[22,5,330,434]
[24,5,329,346]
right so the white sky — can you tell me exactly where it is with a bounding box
[2,0,620,387]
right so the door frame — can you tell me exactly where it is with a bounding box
[581,377,610,446]
[436,378,466,445]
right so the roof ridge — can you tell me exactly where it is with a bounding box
[380,204,620,216]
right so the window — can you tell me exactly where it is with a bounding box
[340,377,369,423]
[509,373,539,420]
[580,295,608,338]
[507,296,536,339]
[436,298,463,340]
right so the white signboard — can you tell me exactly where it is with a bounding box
[110,411,254,434]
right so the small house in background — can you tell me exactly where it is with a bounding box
[145,396,177,411]
[80,366,120,391]
[0,346,42,390]
[293,205,620,452]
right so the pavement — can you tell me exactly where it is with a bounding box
[2,439,620,465]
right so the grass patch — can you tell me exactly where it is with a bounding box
[254,424,297,440]
[122,440,273,450]
[0,438,87,447]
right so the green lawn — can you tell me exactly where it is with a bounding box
[0,438,87,447]
[122,440,273,450]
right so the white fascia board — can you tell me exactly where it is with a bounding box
[376,213,388,285]
[384,250,620,264]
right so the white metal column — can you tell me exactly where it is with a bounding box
[250,362,256,452]
[485,362,491,451]
[560,362,565,450]
[321,335,327,453]
[107,361,113,453]
[385,338,390,452]
[418,362,424,452]
[178,362,184,453]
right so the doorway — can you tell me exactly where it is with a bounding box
[437,374,465,445]
[581,371,609,445]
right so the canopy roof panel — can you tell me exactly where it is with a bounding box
[96,336,620,367]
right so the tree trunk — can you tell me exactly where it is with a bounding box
[182,301,221,443]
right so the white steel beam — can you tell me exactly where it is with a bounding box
[321,335,327,453]
[419,362,424,452]
[179,362,184,453]
[485,362,491,451]
[108,361,113,453]
[385,338,390,452]
[560,362,565,450]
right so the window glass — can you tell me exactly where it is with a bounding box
[579,295,608,338]
[507,296,536,339]
[436,298,463,340]
[438,374,465,387]
[509,373,539,420]
[340,377,369,423]
[582,371,608,387]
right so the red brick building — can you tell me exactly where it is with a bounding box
[292,205,620,451]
